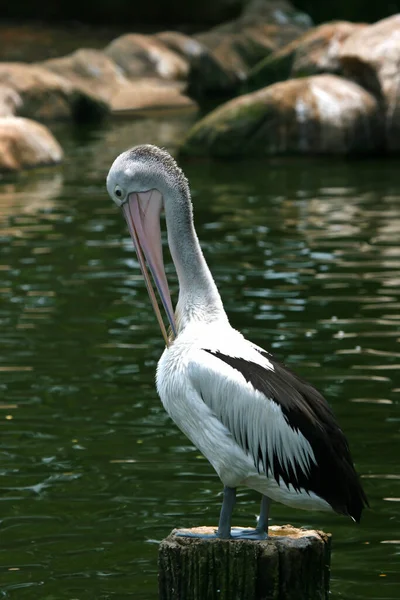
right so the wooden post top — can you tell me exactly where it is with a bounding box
[159,525,332,600]
[167,524,331,543]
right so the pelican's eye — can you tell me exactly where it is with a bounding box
[114,185,126,201]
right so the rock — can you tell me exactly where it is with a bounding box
[43,48,196,116]
[110,78,197,116]
[181,74,383,157]
[0,85,22,117]
[194,22,302,93]
[248,21,366,91]
[191,31,249,92]
[155,31,233,96]
[0,117,63,172]
[155,31,205,62]
[105,34,189,81]
[156,18,308,96]
[0,63,107,122]
[43,49,126,102]
[193,0,312,93]
[339,14,400,151]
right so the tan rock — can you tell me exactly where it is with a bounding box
[0,117,63,172]
[43,49,126,102]
[248,21,366,90]
[0,63,107,121]
[181,74,383,156]
[105,34,189,81]
[155,31,205,62]
[43,48,196,115]
[111,78,197,116]
[339,14,400,151]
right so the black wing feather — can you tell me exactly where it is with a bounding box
[204,349,368,521]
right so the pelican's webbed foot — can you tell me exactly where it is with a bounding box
[174,491,271,541]
[221,493,271,540]
[175,486,237,539]
[230,527,268,540]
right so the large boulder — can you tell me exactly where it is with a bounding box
[180,74,383,156]
[339,14,400,151]
[43,48,196,115]
[105,34,189,81]
[248,21,366,91]
[0,117,63,172]
[0,63,107,122]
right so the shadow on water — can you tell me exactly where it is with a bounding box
[0,116,399,599]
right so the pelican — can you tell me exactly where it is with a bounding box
[106,144,368,540]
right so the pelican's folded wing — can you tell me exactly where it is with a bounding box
[188,347,368,521]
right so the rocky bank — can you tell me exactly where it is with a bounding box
[181,14,400,156]
[1,1,400,170]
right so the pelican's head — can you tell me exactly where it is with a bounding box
[107,144,188,208]
[106,144,182,346]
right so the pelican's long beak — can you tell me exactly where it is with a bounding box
[122,190,176,346]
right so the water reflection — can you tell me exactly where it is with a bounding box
[52,113,197,184]
[0,172,63,221]
[0,131,399,599]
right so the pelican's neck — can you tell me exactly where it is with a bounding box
[164,189,228,333]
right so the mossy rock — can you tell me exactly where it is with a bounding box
[181,74,384,158]
[246,21,366,93]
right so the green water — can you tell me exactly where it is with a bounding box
[0,117,399,599]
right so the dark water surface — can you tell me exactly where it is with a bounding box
[0,118,399,599]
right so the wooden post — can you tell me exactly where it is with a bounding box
[158,525,331,600]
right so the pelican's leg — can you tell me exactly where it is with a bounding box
[230,495,271,540]
[256,494,271,535]
[175,486,236,539]
[216,486,236,538]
